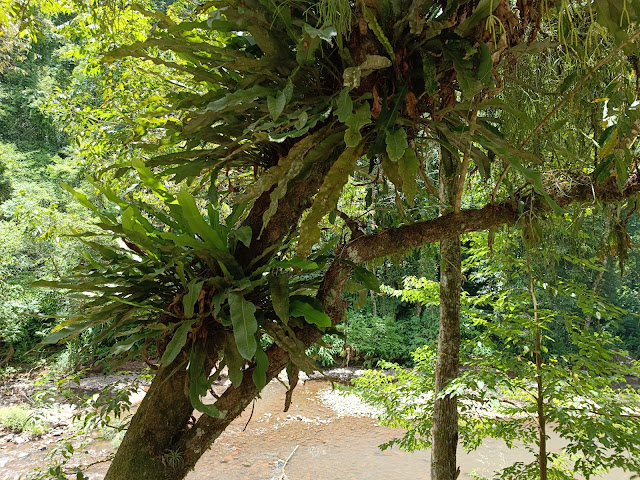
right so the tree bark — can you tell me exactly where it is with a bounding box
[431,234,461,480]
[431,142,462,480]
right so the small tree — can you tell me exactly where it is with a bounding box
[353,229,640,480]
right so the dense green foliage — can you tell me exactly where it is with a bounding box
[11,0,639,379]
[0,18,96,371]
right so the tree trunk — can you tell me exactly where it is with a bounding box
[431,142,462,480]
[431,234,461,480]
[536,332,548,480]
[371,289,378,317]
[529,263,547,480]
[104,358,194,479]
[105,331,224,480]
[104,326,323,480]
[104,135,345,480]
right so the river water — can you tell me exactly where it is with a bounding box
[0,379,632,480]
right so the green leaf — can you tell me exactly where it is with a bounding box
[85,176,128,208]
[351,265,380,292]
[160,320,195,367]
[208,204,220,230]
[41,322,87,345]
[303,23,337,42]
[225,201,249,228]
[360,54,392,70]
[343,66,362,89]
[559,71,577,95]
[183,279,204,319]
[345,103,372,147]
[362,5,394,58]
[231,226,252,248]
[224,334,245,387]
[295,110,308,130]
[335,87,353,123]
[131,158,174,204]
[206,85,269,113]
[599,127,618,158]
[283,79,294,103]
[290,300,331,327]
[177,188,227,251]
[252,346,269,390]
[594,156,612,183]
[121,207,156,255]
[60,183,99,214]
[111,332,151,356]
[267,90,286,121]
[298,144,363,257]
[507,157,563,214]
[262,322,317,374]
[386,128,408,162]
[212,291,227,317]
[443,43,482,97]
[381,152,403,190]
[188,340,220,417]
[296,32,322,65]
[272,258,318,269]
[399,146,419,206]
[615,150,630,191]
[159,231,203,250]
[269,273,290,325]
[477,42,492,84]
[228,292,258,360]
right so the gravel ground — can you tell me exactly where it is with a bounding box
[317,387,382,417]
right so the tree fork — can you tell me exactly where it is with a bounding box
[104,132,345,479]
[104,327,226,480]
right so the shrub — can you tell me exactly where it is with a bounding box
[0,405,31,432]
[344,312,414,366]
[306,334,343,367]
[0,404,49,436]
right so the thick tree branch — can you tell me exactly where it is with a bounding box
[317,172,640,327]
[342,203,518,264]
[343,173,640,265]
[171,327,321,477]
